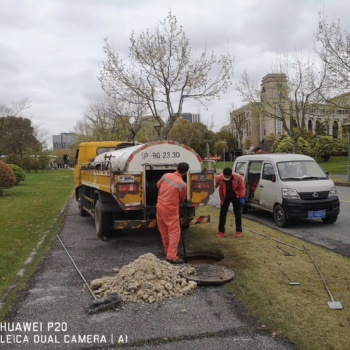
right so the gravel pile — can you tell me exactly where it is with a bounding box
[90,253,197,303]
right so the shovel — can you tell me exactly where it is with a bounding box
[279,269,300,286]
[303,244,343,310]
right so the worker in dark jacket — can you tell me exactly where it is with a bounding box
[156,162,189,264]
[215,167,245,238]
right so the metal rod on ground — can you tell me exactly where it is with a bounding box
[303,244,343,310]
[56,234,96,299]
[279,269,300,286]
[277,245,295,256]
[56,234,122,314]
[244,227,304,252]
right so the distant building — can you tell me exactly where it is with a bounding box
[181,113,201,123]
[229,73,350,151]
[52,132,77,150]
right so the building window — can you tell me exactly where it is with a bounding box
[324,121,329,134]
[332,121,339,139]
[308,120,313,132]
[275,119,282,134]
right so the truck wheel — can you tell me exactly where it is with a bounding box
[78,191,88,217]
[321,216,338,224]
[273,204,289,228]
[95,200,112,241]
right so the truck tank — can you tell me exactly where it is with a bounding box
[91,140,202,172]
[90,140,205,208]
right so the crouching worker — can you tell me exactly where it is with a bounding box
[156,162,189,264]
[216,167,245,238]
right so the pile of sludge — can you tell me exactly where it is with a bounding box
[90,253,197,303]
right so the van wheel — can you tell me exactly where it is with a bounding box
[321,216,338,224]
[273,204,289,228]
[95,200,112,241]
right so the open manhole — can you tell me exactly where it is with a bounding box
[180,251,234,286]
[181,251,224,265]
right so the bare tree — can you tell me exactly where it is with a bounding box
[75,96,144,142]
[99,10,234,140]
[315,14,350,90]
[0,98,31,117]
[33,123,51,150]
[235,53,329,153]
[228,102,248,149]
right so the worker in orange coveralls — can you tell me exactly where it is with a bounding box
[216,167,246,238]
[156,162,189,264]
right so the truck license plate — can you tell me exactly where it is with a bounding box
[308,210,326,218]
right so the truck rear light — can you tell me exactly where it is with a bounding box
[118,183,139,192]
[193,182,211,190]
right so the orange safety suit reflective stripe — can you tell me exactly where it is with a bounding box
[156,171,187,261]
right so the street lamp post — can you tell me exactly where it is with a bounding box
[153,124,162,140]
[222,141,227,169]
[344,123,350,182]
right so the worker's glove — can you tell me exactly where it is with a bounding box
[239,197,245,213]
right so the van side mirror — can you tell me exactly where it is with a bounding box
[265,174,276,182]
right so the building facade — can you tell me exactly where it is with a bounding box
[52,132,77,150]
[229,73,350,151]
[181,113,201,123]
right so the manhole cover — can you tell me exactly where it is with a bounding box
[182,264,235,285]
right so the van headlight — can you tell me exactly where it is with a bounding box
[328,186,337,197]
[282,188,300,199]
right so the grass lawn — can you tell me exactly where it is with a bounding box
[316,156,348,175]
[0,161,349,349]
[0,169,73,318]
[186,206,350,350]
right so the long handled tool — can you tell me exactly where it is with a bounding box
[56,234,122,314]
[303,244,343,310]
[180,206,188,263]
[277,245,295,256]
[279,269,300,286]
[244,227,304,251]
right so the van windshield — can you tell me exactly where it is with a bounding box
[277,161,328,181]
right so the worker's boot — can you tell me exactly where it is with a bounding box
[166,258,185,264]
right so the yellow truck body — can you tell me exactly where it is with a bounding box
[74,140,215,240]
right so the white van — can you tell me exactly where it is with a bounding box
[233,154,340,227]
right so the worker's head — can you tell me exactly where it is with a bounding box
[177,162,189,175]
[223,167,232,181]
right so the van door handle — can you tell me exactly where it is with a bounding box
[260,185,264,188]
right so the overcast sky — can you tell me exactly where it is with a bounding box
[1,0,349,148]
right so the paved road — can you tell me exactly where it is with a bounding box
[1,199,296,350]
[209,184,350,258]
